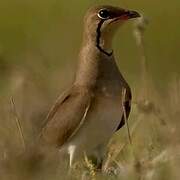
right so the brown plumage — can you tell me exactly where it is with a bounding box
[39,5,140,167]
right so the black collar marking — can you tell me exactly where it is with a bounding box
[96,20,113,57]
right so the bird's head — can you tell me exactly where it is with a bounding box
[83,5,140,56]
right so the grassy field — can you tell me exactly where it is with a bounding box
[0,0,180,179]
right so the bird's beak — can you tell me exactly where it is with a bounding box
[109,9,140,24]
[126,10,141,19]
[113,10,141,21]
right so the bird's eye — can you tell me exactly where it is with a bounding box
[98,9,110,19]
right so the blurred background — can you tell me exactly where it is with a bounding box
[0,0,180,179]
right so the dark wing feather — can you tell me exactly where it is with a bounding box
[40,87,73,130]
[116,87,132,131]
[40,87,92,147]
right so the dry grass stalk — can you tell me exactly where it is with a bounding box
[134,15,151,105]
[122,88,132,145]
[133,16,166,124]
[134,16,149,86]
[10,97,26,151]
[84,153,96,179]
[103,115,143,172]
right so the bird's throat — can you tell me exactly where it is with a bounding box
[96,20,113,56]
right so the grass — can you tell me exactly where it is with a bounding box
[0,2,180,180]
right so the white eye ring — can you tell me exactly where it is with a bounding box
[98,9,110,20]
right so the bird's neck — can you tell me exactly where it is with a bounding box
[83,29,114,56]
[74,41,121,90]
[96,33,113,56]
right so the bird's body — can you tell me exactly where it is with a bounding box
[40,5,139,167]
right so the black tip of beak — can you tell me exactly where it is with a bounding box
[127,10,141,19]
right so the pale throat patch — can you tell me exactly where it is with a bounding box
[96,19,113,56]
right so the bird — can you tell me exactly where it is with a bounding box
[40,5,140,168]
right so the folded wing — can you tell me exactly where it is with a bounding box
[40,86,92,147]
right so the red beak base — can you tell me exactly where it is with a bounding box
[119,10,141,20]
